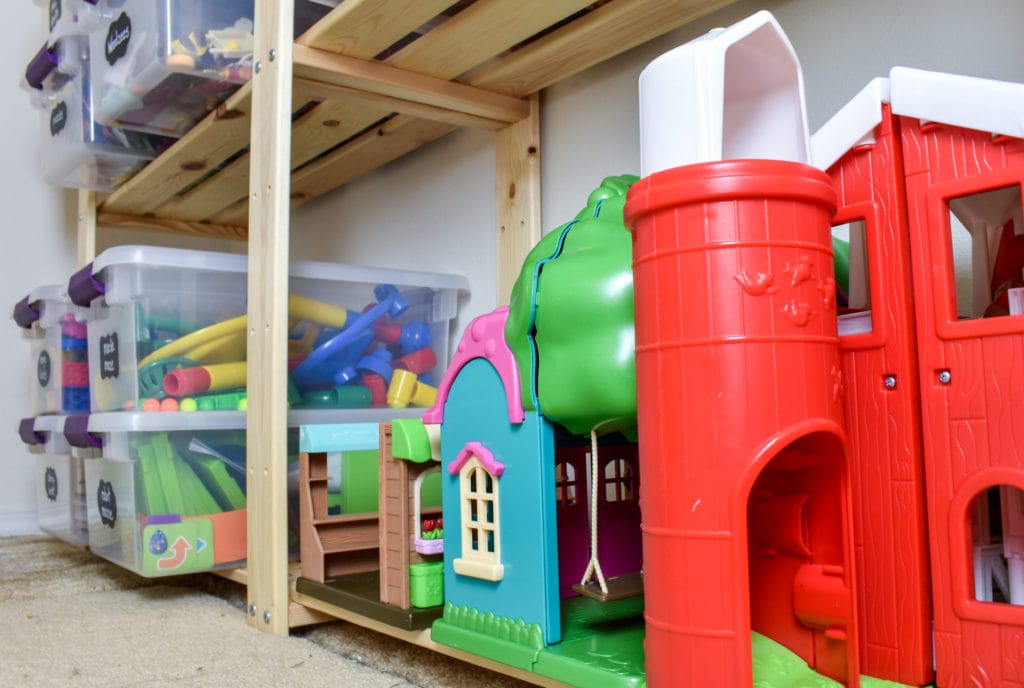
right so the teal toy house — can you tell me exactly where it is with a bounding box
[425,307,562,660]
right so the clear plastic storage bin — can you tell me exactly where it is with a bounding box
[88,0,256,136]
[85,0,342,136]
[40,58,172,190]
[13,284,90,415]
[23,29,173,191]
[75,409,383,576]
[19,415,92,546]
[77,411,249,575]
[69,245,469,414]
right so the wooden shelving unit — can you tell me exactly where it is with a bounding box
[76,0,736,654]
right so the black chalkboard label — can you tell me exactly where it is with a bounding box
[99,333,119,379]
[37,350,52,388]
[105,13,132,66]
[50,102,67,137]
[49,0,61,32]
[97,479,117,527]
[45,467,58,502]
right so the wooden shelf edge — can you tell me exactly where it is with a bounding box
[293,44,529,126]
[290,590,573,687]
[97,212,249,240]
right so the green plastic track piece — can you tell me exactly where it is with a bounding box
[185,453,246,511]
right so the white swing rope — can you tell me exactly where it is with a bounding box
[579,428,609,595]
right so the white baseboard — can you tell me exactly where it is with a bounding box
[0,511,42,536]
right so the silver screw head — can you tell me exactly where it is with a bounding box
[254,61,262,74]
[269,48,277,61]
[262,610,272,624]
[248,603,256,616]
[884,375,897,390]
[938,370,952,384]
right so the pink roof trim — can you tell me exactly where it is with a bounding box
[448,441,505,477]
[422,306,525,425]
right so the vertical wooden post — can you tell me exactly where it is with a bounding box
[495,93,541,303]
[247,0,294,636]
[77,190,96,266]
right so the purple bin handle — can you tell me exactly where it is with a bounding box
[68,262,105,307]
[12,296,40,329]
[19,418,46,446]
[64,415,102,449]
[25,45,58,91]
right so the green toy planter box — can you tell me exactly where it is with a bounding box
[409,561,444,608]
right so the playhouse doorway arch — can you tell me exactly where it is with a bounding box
[743,427,856,684]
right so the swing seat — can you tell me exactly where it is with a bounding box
[572,571,644,602]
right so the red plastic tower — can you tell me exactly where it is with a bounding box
[625,159,860,686]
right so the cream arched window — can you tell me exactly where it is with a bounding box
[450,442,504,582]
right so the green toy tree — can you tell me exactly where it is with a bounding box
[505,175,639,437]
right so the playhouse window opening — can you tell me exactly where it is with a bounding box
[602,457,636,503]
[947,184,1024,320]
[833,218,873,336]
[555,461,578,507]
[970,484,1024,606]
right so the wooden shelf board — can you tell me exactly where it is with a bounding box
[291,589,574,687]
[298,0,457,58]
[97,0,736,231]
[467,0,739,96]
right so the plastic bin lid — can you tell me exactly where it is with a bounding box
[84,408,427,434]
[91,245,249,276]
[87,410,248,434]
[290,258,470,293]
[638,9,810,175]
[90,246,469,293]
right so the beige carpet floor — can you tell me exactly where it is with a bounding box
[0,536,532,687]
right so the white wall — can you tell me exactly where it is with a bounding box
[3,0,1023,531]
[1,3,78,532]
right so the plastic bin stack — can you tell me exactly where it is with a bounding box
[23,0,341,190]
[13,285,92,545]
[23,0,175,191]
[52,245,468,576]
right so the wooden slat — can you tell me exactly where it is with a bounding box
[387,0,595,80]
[495,93,541,303]
[157,93,390,223]
[212,114,456,226]
[96,212,248,240]
[293,45,529,124]
[293,78,513,130]
[288,87,391,163]
[467,0,738,96]
[246,0,294,637]
[298,0,458,57]
[287,114,455,204]
[100,86,254,216]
